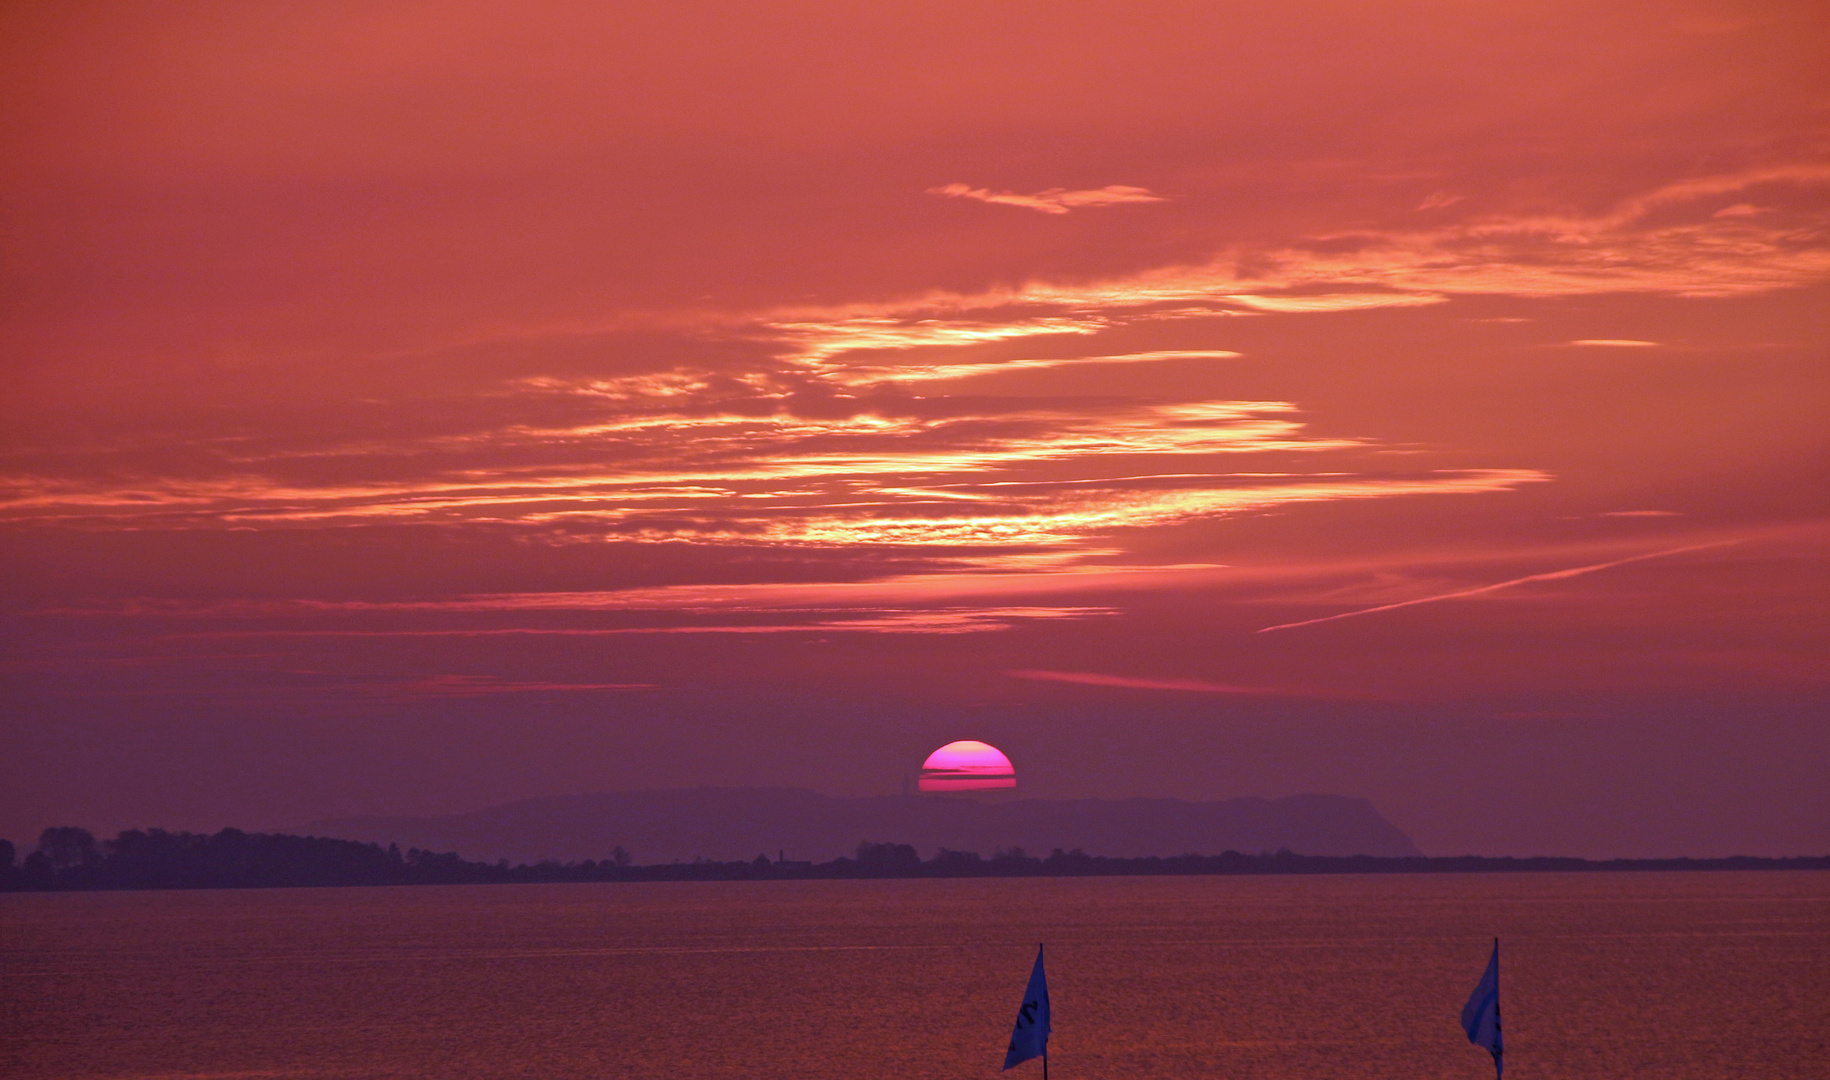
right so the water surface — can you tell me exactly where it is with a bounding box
[3,872,1825,1078]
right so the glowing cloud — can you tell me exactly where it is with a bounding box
[0,356,1545,550]
[160,607,1116,638]
[770,314,1107,363]
[927,183,1169,215]
[821,349,1244,385]
[828,165,1830,322]
[1219,293,1448,313]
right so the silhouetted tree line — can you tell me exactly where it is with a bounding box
[1,828,1823,892]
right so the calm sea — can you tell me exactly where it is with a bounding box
[2,872,1825,1079]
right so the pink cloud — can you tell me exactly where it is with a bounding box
[385,675,656,697]
[165,607,1117,638]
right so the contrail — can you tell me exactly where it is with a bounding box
[1255,540,1741,634]
[1006,668,1389,699]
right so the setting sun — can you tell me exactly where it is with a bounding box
[919,741,1017,792]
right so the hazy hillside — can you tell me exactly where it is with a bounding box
[298,789,1421,864]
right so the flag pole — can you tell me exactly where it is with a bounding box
[1004,941,1050,1077]
[1040,942,1047,1080]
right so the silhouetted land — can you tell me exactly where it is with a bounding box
[3,829,1825,892]
[297,789,1426,865]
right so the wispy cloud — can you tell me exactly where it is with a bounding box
[167,607,1115,637]
[927,183,1169,215]
[2,341,1549,552]
[1599,164,1830,230]
[378,675,656,697]
[820,349,1244,386]
[37,527,1804,649]
[821,166,1830,324]
[1256,540,1742,633]
[1218,293,1448,313]
[769,314,1108,363]
[23,166,1811,622]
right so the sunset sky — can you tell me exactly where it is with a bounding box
[3,1,1826,857]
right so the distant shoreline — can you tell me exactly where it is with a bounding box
[5,829,1826,892]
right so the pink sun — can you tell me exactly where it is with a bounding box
[919,740,1016,792]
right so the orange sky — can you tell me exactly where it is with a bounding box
[3,1,1826,856]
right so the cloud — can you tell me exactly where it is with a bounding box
[33,525,1807,653]
[0,338,1550,551]
[812,166,1830,325]
[7,167,1788,561]
[380,675,656,697]
[167,607,1116,637]
[927,183,1169,215]
[820,349,1244,386]
[0,454,1542,549]
[35,169,1818,623]
[769,314,1109,363]
[1601,165,1830,230]
[1218,293,1447,313]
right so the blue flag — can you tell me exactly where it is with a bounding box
[1461,938,1503,1079]
[1003,944,1051,1071]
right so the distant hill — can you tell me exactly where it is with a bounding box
[296,789,1422,864]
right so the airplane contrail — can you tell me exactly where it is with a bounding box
[1255,540,1741,634]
